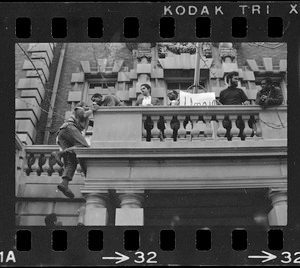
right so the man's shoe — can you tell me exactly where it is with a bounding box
[51,151,64,166]
[57,184,75,199]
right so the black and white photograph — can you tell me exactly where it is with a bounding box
[15,42,287,227]
[1,1,300,266]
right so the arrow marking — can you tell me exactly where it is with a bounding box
[248,250,277,263]
[102,251,130,264]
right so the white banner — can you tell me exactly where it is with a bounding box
[179,91,216,106]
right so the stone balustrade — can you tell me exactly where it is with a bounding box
[24,145,82,176]
[22,105,287,176]
[90,105,287,146]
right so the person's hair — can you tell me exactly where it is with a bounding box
[226,71,239,83]
[167,90,178,99]
[261,77,273,86]
[140,83,151,93]
[75,101,88,108]
[91,93,103,100]
[45,213,57,227]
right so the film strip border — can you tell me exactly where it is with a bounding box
[11,228,289,265]
[1,2,299,41]
[16,228,284,251]
[1,2,300,266]
[15,16,285,39]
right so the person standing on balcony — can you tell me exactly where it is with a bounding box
[256,78,283,107]
[167,90,180,106]
[135,84,160,106]
[51,101,99,199]
[136,84,163,141]
[219,71,249,105]
[219,71,250,140]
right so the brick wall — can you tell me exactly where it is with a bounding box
[237,43,287,67]
[47,43,133,144]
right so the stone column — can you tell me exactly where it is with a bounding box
[83,192,108,226]
[268,188,287,226]
[115,191,144,226]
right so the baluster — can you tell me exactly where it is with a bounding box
[164,115,173,142]
[144,116,153,142]
[229,115,240,141]
[151,116,160,142]
[198,116,207,141]
[42,153,51,175]
[177,115,187,142]
[142,115,147,141]
[203,115,214,140]
[37,153,46,176]
[47,154,56,176]
[52,155,62,175]
[185,116,192,141]
[158,116,166,141]
[216,115,227,141]
[242,115,253,141]
[190,115,200,141]
[30,154,39,175]
[253,114,263,140]
[170,116,180,141]
[25,153,35,176]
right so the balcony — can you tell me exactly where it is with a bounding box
[88,105,287,145]
[76,105,287,192]
[21,105,287,188]
[17,105,287,226]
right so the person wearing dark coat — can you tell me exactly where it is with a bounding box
[256,78,283,107]
[219,71,250,140]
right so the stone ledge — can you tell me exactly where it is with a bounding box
[71,73,85,83]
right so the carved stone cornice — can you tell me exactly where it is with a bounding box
[136,43,152,63]
[202,42,212,58]
[158,42,197,58]
[219,48,237,62]
[75,144,287,159]
[83,175,286,191]
[219,42,237,62]
[137,53,152,63]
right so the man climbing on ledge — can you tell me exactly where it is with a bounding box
[51,101,99,199]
